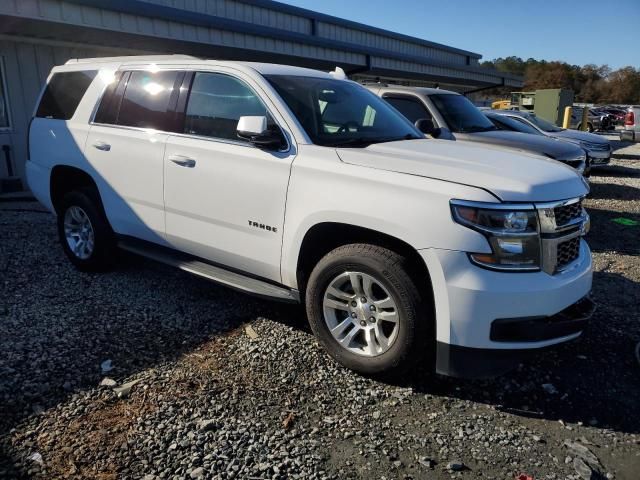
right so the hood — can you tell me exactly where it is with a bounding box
[336,139,588,202]
[550,129,610,145]
[454,130,585,161]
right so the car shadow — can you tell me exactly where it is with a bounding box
[585,206,640,255]
[0,243,295,436]
[592,164,640,178]
[587,181,640,201]
[385,266,640,435]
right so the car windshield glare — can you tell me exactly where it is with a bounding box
[489,113,541,135]
[265,75,422,147]
[429,94,497,133]
[526,113,563,132]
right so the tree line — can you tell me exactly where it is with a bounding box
[481,56,640,105]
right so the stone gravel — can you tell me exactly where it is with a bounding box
[1,156,639,479]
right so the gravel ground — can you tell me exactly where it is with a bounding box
[1,157,639,480]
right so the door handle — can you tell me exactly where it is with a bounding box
[93,141,111,151]
[169,155,196,168]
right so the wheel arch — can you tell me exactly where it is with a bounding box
[295,221,434,307]
[50,165,100,214]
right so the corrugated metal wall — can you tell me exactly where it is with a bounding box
[372,57,506,85]
[0,0,365,65]
[0,37,146,179]
[140,0,472,65]
[140,0,313,34]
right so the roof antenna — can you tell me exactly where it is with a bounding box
[329,66,347,80]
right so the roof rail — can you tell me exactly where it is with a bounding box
[358,80,389,87]
[65,54,199,64]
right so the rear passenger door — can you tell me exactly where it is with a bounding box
[163,69,296,282]
[85,69,185,244]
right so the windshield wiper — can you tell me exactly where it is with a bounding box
[328,134,419,148]
[460,125,497,133]
[326,137,377,148]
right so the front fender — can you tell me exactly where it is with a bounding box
[280,146,497,288]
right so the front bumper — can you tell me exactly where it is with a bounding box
[587,149,611,165]
[620,129,637,142]
[419,241,593,378]
[436,297,595,379]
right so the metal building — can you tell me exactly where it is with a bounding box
[0,0,522,190]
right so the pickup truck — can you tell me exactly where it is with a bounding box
[621,106,640,142]
[27,56,594,378]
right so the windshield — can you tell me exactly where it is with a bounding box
[429,94,497,133]
[265,75,422,147]
[488,113,542,135]
[524,113,564,132]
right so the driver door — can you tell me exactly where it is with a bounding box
[163,70,296,282]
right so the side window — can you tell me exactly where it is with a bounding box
[36,70,97,120]
[490,118,509,130]
[512,117,532,128]
[184,72,270,141]
[116,70,182,131]
[384,96,432,124]
[93,71,125,125]
[0,58,10,129]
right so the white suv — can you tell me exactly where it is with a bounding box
[27,56,594,378]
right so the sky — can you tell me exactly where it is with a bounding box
[282,0,640,69]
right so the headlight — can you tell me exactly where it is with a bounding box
[451,200,540,271]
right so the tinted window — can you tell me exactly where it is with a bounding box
[488,114,541,135]
[184,72,270,141]
[266,75,421,147]
[384,96,432,124]
[36,71,97,120]
[429,94,497,133]
[117,70,181,130]
[94,71,125,125]
[525,113,563,132]
[0,61,9,128]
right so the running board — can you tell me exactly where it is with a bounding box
[117,238,300,303]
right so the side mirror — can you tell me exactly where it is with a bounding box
[237,116,285,150]
[415,118,441,138]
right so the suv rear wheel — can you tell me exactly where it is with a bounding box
[57,188,116,271]
[305,243,429,375]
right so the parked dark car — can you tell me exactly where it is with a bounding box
[488,109,612,167]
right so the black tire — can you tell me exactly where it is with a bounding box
[57,187,116,272]
[587,123,594,133]
[305,243,431,375]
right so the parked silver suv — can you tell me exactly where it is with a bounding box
[367,85,587,174]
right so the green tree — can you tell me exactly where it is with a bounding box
[481,57,640,104]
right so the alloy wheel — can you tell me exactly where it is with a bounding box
[322,271,400,357]
[64,206,95,260]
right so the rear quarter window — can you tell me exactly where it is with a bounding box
[36,71,97,120]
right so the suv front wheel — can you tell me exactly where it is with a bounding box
[305,244,429,375]
[57,188,116,271]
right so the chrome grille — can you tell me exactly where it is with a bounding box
[557,237,581,269]
[536,197,587,275]
[554,200,583,226]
